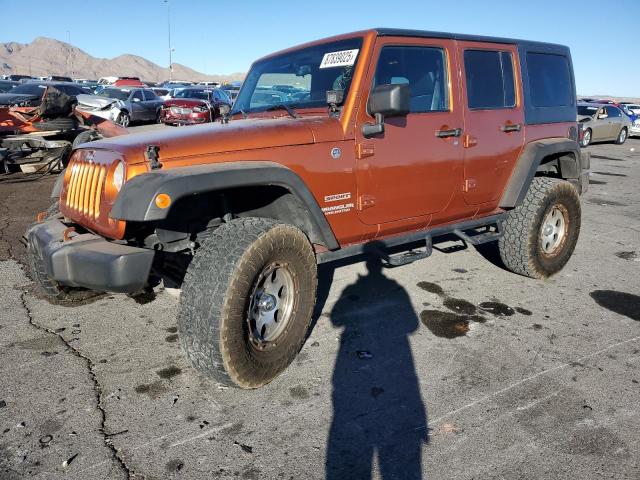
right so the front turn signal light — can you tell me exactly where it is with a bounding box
[155,193,172,209]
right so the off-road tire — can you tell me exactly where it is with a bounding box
[177,217,318,388]
[27,202,102,304]
[498,177,581,279]
[581,128,592,147]
[615,127,628,145]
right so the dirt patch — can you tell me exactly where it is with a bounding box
[0,176,57,263]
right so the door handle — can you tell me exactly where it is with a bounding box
[435,128,462,138]
[500,123,522,133]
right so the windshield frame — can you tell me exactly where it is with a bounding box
[231,36,364,117]
[9,84,46,96]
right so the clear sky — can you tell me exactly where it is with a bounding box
[2,0,638,96]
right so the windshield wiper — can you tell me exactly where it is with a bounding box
[265,103,298,118]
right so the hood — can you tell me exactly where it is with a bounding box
[90,115,343,164]
[76,94,119,109]
[163,98,207,108]
[0,93,40,106]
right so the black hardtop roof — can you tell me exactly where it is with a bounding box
[375,28,569,51]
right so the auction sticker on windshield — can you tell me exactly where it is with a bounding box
[319,49,359,69]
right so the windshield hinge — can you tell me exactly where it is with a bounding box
[145,145,162,170]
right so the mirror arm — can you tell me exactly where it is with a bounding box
[362,113,385,138]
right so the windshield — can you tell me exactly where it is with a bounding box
[100,88,131,101]
[232,37,363,115]
[9,84,46,96]
[578,105,598,116]
[174,89,211,100]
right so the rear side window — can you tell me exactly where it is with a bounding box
[464,50,515,110]
[373,46,448,113]
[526,53,573,107]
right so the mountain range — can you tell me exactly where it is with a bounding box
[0,37,244,83]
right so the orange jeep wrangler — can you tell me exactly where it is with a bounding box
[26,29,589,388]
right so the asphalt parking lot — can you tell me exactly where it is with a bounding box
[1,130,639,479]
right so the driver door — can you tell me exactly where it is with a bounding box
[129,90,145,121]
[354,37,463,226]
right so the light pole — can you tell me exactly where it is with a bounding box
[164,0,173,81]
[66,30,72,77]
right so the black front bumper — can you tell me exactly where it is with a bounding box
[26,217,155,293]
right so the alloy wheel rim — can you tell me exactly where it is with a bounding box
[620,129,626,142]
[247,263,295,346]
[584,130,591,145]
[540,204,569,255]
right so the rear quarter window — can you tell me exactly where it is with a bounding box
[526,52,573,107]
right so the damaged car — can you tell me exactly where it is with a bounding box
[75,87,164,127]
[1,84,127,174]
[159,87,231,126]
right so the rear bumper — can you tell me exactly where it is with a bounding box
[26,217,154,293]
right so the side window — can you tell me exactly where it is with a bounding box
[606,106,621,117]
[464,50,515,109]
[526,52,573,107]
[143,89,157,100]
[373,46,448,113]
[131,90,144,101]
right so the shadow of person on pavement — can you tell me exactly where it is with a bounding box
[326,244,428,480]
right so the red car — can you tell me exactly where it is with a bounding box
[160,87,231,126]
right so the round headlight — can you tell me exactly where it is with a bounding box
[113,161,124,191]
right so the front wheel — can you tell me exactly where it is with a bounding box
[177,218,318,388]
[27,203,103,304]
[116,111,130,128]
[581,128,592,147]
[498,177,581,279]
[615,127,628,145]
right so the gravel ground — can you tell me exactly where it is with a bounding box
[0,131,638,479]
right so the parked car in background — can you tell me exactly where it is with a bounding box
[160,87,231,125]
[0,80,18,93]
[150,87,171,100]
[619,102,640,115]
[5,74,33,81]
[197,81,220,87]
[0,81,92,107]
[46,75,73,82]
[75,87,164,127]
[578,102,631,146]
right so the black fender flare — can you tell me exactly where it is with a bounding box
[500,138,584,208]
[110,161,339,250]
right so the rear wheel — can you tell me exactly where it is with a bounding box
[615,127,627,145]
[177,218,318,388]
[498,177,581,279]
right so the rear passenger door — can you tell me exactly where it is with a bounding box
[458,42,525,206]
[129,90,146,121]
[605,106,622,139]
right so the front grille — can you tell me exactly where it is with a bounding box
[170,106,192,115]
[65,159,107,220]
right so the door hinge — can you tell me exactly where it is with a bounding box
[356,143,375,159]
[463,134,478,148]
[357,195,376,211]
[463,179,477,192]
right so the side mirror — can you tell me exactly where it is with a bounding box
[597,113,608,119]
[362,84,410,138]
[132,97,141,102]
[219,104,230,116]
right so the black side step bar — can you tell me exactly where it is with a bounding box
[317,213,508,265]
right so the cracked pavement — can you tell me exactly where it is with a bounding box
[0,134,639,479]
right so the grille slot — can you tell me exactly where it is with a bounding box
[65,159,107,220]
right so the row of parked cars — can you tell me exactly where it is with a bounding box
[0,75,241,128]
[577,98,640,147]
